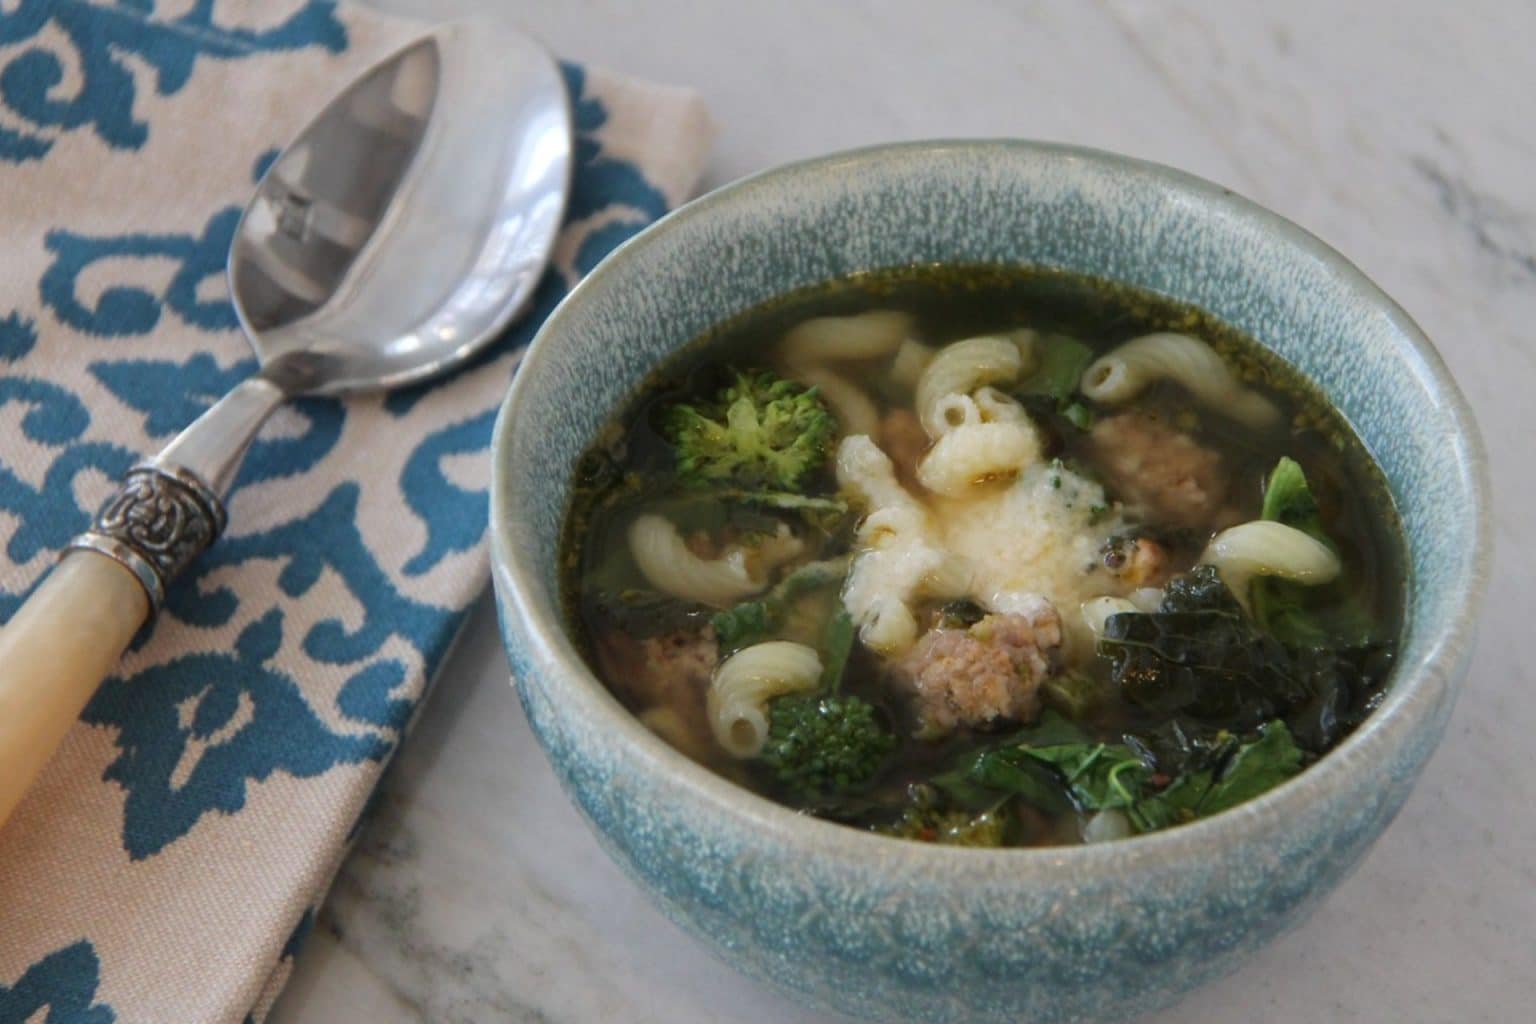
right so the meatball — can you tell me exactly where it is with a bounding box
[594,626,718,742]
[1089,410,1229,530]
[897,605,1063,736]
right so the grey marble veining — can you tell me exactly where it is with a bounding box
[273,2,1535,1021]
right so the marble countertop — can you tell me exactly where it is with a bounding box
[274,2,1534,1021]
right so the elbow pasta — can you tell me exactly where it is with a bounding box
[857,505,929,549]
[926,386,1029,438]
[857,595,921,656]
[889,338,936,391]
[707,641,823,757]
[916,420,1043,496]
[627,514,764,608]
[1200,520,1341,606]
[1079,332,1280,430]
[778,310,915,365]
[836,434,920,511]
[835,436,973,654]
[973,385,1027,423]
[791,363,880,437]
[915,334,1027,438]
[778,311,915,436]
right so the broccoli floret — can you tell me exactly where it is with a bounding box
[761,693,894,798]
[662,369,836,490]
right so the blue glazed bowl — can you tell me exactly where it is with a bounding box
[489,141,1489,1023]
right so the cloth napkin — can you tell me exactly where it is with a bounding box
[0,3,711,1021]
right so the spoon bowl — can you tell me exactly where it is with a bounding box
[231,24,571,394]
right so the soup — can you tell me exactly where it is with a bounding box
[561,266,1403,847]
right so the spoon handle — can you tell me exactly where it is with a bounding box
[0,552,148,824]
[0,375,285,829]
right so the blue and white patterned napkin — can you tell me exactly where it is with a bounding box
[0,3,711,1022]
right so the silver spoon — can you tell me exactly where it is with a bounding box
[0,20,572,826]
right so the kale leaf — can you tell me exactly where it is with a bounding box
[1129,721,1304,829]
[932,710,1086,814]
[1102,564,1393,754]
[929,710,1307,837]
[1101,565,1305,725]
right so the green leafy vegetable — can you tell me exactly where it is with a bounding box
[710,601,772,650]
[1128,722,1304,829]
[1260,457,1328,542]
[1019,334,1095,401]
[936,746,1076,816]
[1102,564,1393,754]
[1016,334,1098,430]
[921,709,1308,835]
[819,608,856,691]
[1027,742,1153,813]
[709,557,849,650]
[1197,721,1305,815]
[1125,771,1207,832]
[926,708,1307,838]
[933,711,1089,816]
[1251,457,1375,647]
[1100,565,1304,723]
[661,368,837,490]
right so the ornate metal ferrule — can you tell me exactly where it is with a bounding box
[67,461,227,615]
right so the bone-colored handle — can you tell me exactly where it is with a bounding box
[0,551,149,829]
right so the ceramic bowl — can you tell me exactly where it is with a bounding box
[489,141,1489,1023]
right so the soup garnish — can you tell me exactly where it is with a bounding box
[561,266,1402,848]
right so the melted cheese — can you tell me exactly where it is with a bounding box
[837,433,1131,656]
[934,462,1125,618]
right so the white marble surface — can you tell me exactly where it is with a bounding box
[273,2,1535,1021]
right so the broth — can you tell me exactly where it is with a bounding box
[559,266,1404,847]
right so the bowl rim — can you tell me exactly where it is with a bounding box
[490,138,1492,872]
